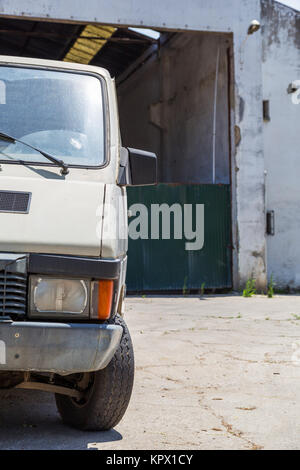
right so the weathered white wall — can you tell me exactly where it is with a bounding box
[0,0,267,289]
[262,0,300,288]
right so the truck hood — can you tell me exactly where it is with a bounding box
[0,173,104,257]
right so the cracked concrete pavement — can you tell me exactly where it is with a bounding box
[1,294,300,449]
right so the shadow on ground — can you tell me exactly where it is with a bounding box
[0,389,122,450]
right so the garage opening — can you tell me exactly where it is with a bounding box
[0,18,233,292]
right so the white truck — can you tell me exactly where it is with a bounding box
[0,55,156,430]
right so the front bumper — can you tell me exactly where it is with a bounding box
[0,321,122,375]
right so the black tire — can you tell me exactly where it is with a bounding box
[55,314,134,431]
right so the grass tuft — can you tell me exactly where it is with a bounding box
[243,278,256,298]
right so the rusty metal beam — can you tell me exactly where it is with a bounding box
[15,381,82,399]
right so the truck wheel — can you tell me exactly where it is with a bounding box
[55,314,134,431]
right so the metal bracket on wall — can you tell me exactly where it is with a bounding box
[266,210,275,236]
[263,100,270,122]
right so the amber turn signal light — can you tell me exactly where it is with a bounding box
[97,280,113,320]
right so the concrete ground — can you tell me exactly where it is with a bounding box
[1,294,300,450]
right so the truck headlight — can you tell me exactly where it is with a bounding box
[29,276,89,318]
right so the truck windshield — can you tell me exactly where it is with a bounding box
[0,66,105,167]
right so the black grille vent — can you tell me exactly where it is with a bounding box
[0,271,27,318]
[0,191,31,213]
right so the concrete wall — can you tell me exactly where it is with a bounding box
[118,32,231,184]
[0,0,267,289]
[262,0,300,288]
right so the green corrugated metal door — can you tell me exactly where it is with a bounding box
[126,184,232,291]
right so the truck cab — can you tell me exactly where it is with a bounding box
[0,55,156,430]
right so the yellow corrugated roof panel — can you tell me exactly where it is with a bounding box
[64,24,116,64]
